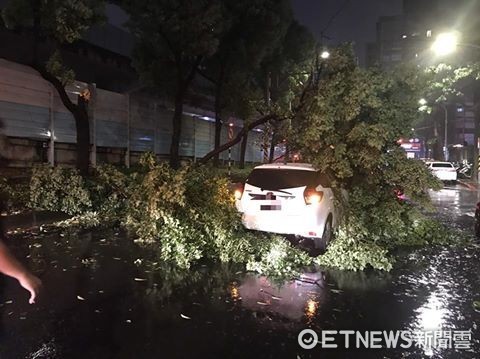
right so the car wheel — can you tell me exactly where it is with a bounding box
[316,216,333,251]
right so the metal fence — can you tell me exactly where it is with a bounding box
[0,59,264,166]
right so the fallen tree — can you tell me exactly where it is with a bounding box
[199,114,281,164]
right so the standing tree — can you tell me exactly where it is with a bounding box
[197,47,448,270]
[124,0,224,169]
[198,19,316,165]
[423,63,480,174]
[2,0,104,175]
[221,77,263,168]
[258,20,316,163]
[290,46,443,270]
[198,0,292,167]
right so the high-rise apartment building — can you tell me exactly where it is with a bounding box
[367,0,480,162]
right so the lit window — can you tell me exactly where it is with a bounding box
[426,30,432,38]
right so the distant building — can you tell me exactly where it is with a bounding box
[367,0,480,163]
[367,0,479,68]
[366,15,404,69]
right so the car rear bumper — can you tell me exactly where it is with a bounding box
[434,171,457,181]
[242,212,325,238]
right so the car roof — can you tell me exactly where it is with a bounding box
[253,163,316,171]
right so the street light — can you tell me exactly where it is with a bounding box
[431,32,459,56]
[320,50,330,59]
[418,98,430,113]
[431,30,480,56]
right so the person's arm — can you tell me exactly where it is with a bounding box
[0,241,41,304]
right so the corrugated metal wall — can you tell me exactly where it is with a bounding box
[0,59,264,164]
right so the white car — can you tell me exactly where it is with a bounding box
[427,161,457,182]
[235,163,341,249]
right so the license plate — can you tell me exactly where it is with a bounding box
[260,204,281,211]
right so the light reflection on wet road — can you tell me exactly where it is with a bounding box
[429,183,480,227]
[0,184,479,358]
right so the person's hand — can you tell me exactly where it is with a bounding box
[17,272,42,304]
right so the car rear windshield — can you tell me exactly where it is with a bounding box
[431,163,453,168]
[246,169,330,190]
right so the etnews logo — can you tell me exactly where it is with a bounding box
[298,329,472,350]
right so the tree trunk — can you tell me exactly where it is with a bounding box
[34,64,91,174]
[170,94,183,169]
[268,131,276,163]
[169,57,201,169]
[285,143,290,163]
[213,96,222,167]
[265,71,271,106]
[433,112,441,160]
[213,70,224,168]
[30,2,91,173]
[75,95,90,175]
[239,130,248,169]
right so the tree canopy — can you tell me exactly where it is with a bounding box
[124,0,225,168]
[288,46,446,270]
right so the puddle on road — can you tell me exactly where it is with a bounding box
[0,222,479,358]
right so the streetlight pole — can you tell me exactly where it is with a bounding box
[442,103,449,161]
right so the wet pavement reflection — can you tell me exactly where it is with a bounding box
[0,184,479,358]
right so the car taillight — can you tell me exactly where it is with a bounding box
[234,183,244,200]
[304,188,323,205]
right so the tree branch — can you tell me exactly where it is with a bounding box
[179,55,203,94]
[33,63,78,114]
[197,67,217,84]
[199,114,280,163]
[157,27,178,60]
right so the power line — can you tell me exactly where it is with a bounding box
[320,0,352,40]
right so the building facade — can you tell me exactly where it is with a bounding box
[367,0,480,164]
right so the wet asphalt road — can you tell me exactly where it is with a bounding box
[0,184,479,359]
[429,183,480,228]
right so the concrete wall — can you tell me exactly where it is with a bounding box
[0,59,264,170]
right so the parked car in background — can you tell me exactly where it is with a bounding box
[426,161,457,183]
[235,163,343,250]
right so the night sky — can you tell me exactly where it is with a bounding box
[0,1,405,66]
[105,1,404,65]
[291,0,403,65]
